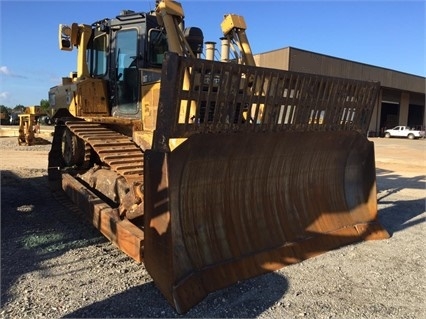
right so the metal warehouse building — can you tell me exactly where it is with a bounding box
[254,47,425,136]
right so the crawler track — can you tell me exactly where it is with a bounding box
[48,120,146,262]
[65,121,144,184]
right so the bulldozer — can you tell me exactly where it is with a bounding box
[47,0,389,314]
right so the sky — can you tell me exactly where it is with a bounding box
[0,0,424,108]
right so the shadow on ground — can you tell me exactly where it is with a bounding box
[1,170,105,308]
[2,166,424,317]
[1,170,288,317]
[64,272,288,318]
[376,168,425,235]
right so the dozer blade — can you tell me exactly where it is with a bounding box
[144,53,389,314]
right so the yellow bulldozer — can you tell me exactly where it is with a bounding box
[47,0,389,314]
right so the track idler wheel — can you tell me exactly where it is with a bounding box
[61,128,85,167]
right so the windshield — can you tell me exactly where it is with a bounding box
[115,28,139,115]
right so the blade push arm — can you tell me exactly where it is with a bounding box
[155,0,196,57]
[221,14,256,66]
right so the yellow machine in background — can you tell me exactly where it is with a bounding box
[47,0,389,314]
[18,105,44,145]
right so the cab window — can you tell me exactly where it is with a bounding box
[88,33,107,77]
[148,29,168,65]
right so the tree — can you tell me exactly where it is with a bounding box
[0,105,10,125]
[0,105,8,113]
[40,99,50,115]
[13,105,25,113]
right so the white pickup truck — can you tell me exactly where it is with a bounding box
[384,126,425,139]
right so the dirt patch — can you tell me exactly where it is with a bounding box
[1,136,425,318]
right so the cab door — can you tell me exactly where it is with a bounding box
[114,28,140,117]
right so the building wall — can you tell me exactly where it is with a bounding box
[254,47,425,135]
[253,50,290,70]
[286,47,425,94]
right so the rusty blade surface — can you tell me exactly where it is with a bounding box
[144,131,389,313]
[143,53,387,313]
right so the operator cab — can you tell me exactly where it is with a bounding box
[86,11,164,118]
[86,10,203,119]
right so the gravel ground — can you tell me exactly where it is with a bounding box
[1,131,425,318]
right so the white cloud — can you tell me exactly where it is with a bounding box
[0,91,11,102]
[0,66,27,79]
[0,66,11,75]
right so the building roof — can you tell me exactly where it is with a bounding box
[255,46,425,94]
